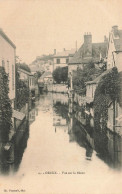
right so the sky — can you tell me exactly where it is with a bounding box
[0,0,122,64]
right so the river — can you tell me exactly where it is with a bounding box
[0,93,122,194]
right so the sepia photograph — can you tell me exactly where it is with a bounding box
[0,0,122,193]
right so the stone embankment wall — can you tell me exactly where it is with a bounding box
[46,84,68,93]
[15,103,29,130]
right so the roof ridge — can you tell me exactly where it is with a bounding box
[0,29,16,49]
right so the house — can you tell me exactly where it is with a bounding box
[86,67,122,135]
[107,25,122,72]
[18,68,36,93]
[107,72,122,135]
[30,54,54,74]
[0,29,26,132]
[86,69,112,99]
[38,71,53,84]
[106,25,122,134]
[0,29,16,109]
[68,33,108,75]
[53,48,76,70]
[38,71,53,92]
[84,68,113,122]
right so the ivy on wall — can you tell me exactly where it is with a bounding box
[94,67,120,131]
[72,62,103,95]
[0,67,12,143]
[16,71,29,110]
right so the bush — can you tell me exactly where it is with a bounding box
[53,66,68,84]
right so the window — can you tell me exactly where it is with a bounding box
[2,60,5,68]
[66,58,69,64]
[57,58,60,64]
[12,65,14,90]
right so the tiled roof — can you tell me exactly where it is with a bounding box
[18,68,33,76]
[53,49,76,58]
[92,42,107,58]
[69,42,107,64]
[41,71,52,78]
[86,68,112,85]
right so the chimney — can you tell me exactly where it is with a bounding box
[84,32,92,45]
[112,25,119,37]
[54,49,56,55]
[83,32,92,58]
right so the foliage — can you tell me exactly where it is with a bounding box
[16,71,29,110]
[35,71,42,79]
[94,67,119,131]
[0,67,12,143]
[53,66,68,84]
[16,62,31,73]
[95,67,119,101]
[118,71,122,107]
[33,71,45,84]
[61,67,68,83]
[73,61,103,95]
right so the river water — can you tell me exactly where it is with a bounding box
[0,93,122,194]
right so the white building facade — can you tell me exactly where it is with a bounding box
[18,68,36,91]
[53,48,76,70]
[107,25,122,72]
[0,29,16,108]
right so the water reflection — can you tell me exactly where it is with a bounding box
[68,115,93,161]
[13,123,29,173]
[69,100,122,170]
[0,104,39,175]
[53,94,122,170]
[0,120,29,175]
[0,92,122,177]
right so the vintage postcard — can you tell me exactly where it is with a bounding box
[0,0,122,193]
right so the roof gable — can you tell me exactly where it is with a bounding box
[86,68,112,85]
[0,29,16,49]
[18,68,32,76]
[114,30,122,51]
[53,49,76,58]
